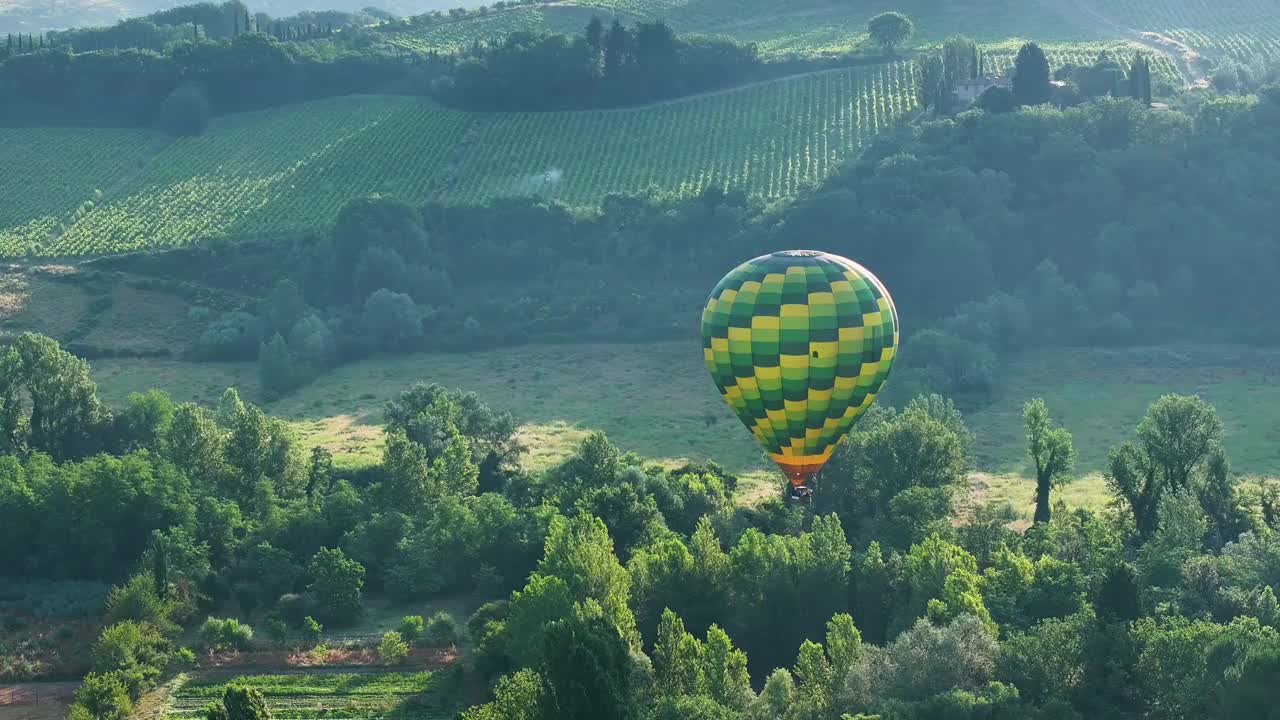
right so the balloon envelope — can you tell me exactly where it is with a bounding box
[701,250,898,485]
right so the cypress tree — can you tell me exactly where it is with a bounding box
[234,12,240,35]
[1012,41,1051,105]
[971,44,978,79]
[1142,56,1152,104]
[152,533,170,599]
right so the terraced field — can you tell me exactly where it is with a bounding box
[167,671,458,720]
[0,62,920,255]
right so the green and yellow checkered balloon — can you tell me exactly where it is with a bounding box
[701,250,898,486]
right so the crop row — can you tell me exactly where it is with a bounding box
[1097,0,1280,60]
[0,62,920,256]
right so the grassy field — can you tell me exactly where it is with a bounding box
[166,670,459,720]
[0,63,919,255]
[88,341,1280,519]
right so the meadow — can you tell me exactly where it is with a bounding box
[86,341,1280,519]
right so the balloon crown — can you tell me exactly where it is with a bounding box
[774,249,825,257]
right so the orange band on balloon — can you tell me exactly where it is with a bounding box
[770,450,834,486]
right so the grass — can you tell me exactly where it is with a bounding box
[167,669,460,720]
[89,341,1280,516]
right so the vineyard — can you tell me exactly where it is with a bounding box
[0,62,921,256]
[0,128,155,256]
[983,41,1184,91]
[374,0,1095,59]
[1093,0,1280,60]
[167,671,458,720]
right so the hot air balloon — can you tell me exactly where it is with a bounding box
[701,250,898,499]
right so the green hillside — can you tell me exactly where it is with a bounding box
[377,0,1103,58]
[0,62,919,255]
[1094,0,1280,60]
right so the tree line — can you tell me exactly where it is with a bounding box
[0,332,1277,719]
[99,80,1280,405]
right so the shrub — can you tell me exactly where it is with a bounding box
[378,631,410,665]
[398,615,424,642]
[73,671,133,720]
[198,617,254,652]
[302,616,323,644]
[425,612,459,645]
[277,594,307,627]
[265,618,288,644]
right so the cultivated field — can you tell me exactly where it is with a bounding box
[166,670,458,720]
[0,64,919,255]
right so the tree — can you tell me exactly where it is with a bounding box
[160,82,209,136]
[306,547,364,624]
[1106,395,1224,541]
[461,669,544,720]
[305,446,333,498]
[1012,42,1051,105]
[652,609,705,697]
[1024,399,1074,524]
[363,289,423,351]
[74,672,134,720]
[210,686,271,720]
[537,511,638,645]
[604,19,629,78]
[378,631,409,664]
[538,613,635,720]
[151,532,170,600]
[585,15,604,53]
[0,332,111,460]
[257,333,296,398]
[867,12,914,56]
[916,55,944,113]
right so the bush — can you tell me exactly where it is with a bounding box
[425,612,459,645]
[278,594,307,627]
[378,631,410,665]
[302,616,323,644]
[265,618,288,644]
[398,615,424,642]
[73,671,133,720]
[198,617,254,652]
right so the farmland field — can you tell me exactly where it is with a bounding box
[0,63,920,255]
[1090,0,1280,60]
[166,670,459,720]
[378,0,1102,58]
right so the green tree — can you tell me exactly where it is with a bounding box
[257,333,295,398]
[220,685,271,720]
[702,624,752,710]
[1012,42,1051,105]
[867,12,914,56]
[1106,395,1224,541]
[1217,637,1280,719]
[537,613,635,720]
[306,547,364,624]
[378,631,409,664]
[0,332,111,460]
[652,609,705,697]
[916,55,944,112]
[1024,399,1074,524]
[537,511,638,646]
[74,672,134,720]
[462,669,544,720]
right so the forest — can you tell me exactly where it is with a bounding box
[0,331,1277,720]
[87,81,1280,403]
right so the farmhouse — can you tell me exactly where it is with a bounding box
[954,74,1012,103]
